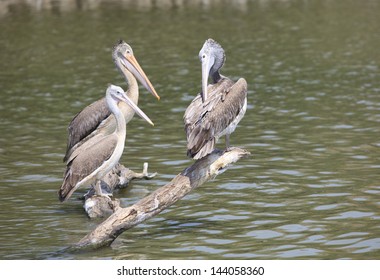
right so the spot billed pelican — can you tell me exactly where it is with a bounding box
[64,40,160,162]
[184,38,247,159]
[58,84,154,202]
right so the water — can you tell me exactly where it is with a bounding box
[0,0,379,260]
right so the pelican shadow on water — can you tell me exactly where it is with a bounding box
[184,38,248,159]
[58,85,154,202]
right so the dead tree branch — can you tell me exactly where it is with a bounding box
[82,162,157,219]
[70,147,250,251]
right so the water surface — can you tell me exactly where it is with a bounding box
[0,0,379,259]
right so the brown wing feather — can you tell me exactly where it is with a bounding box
[64,131,111,164]
[58,135,117,202]
[184,77,247,159]
[64,97,111,161]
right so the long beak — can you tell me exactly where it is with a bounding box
[119,53,160,100]
[201,55,213,103]
[119,91,154,126]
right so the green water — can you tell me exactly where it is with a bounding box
[0,0,379,259]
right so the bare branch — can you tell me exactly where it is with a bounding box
[70,147,250,251]
[82,162,157,219]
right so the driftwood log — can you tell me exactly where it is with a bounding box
[70,147,250,251]
[82,162,157,219]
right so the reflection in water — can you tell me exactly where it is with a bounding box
[0,0,251,17]
[0,0,380,260]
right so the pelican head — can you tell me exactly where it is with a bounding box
[199,38,225,102]
[106,84,154,126]
[113,40,160,100]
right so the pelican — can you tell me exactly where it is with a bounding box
[64,40,160,162]
[58,84,154,202]
[184,38,247,159]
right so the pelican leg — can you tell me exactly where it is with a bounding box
[94,180,112,200]
[225,134,231,151]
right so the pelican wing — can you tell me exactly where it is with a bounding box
[184,78,247,159]
[58,135,118,202]
[64,97,111,161]
[64,131,111,164]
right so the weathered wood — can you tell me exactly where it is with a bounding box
[83,162,157,219]
[70,147,250,251]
